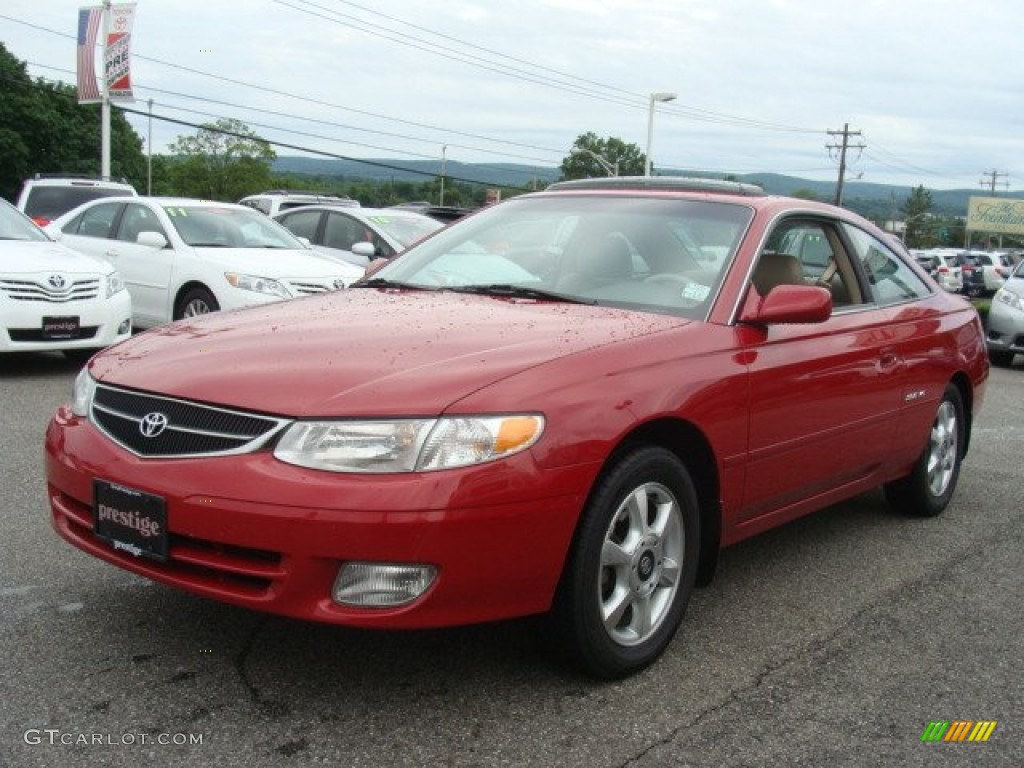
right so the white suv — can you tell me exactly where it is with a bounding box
[16,175,137,227]
[238,191,360,217]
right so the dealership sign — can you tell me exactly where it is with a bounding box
[967,196,1024,236]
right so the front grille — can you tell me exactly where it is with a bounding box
[8,326,98,342]
[91,384,291,458]
[286,280,332,296]
[0,277,100,302]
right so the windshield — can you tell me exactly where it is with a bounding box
[0,200,50,242]
[164,205,307,249]
[364,213,443,247]
[368,195,752,318]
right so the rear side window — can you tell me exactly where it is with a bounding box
[842,224,930,305]
[278,210,321,241]
[22,186,128,221]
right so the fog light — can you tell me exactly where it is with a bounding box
[333,562,437,607]
[118,319,132,335]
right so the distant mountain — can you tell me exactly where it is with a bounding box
[270,157,1019,216]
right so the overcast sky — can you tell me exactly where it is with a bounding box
[2,0,1022,191]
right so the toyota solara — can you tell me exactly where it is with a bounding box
[45,177,988,678]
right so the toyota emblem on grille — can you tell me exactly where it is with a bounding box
[47,274,67,290]
[139,412,169,438]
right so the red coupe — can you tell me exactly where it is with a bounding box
[45,177,988,678]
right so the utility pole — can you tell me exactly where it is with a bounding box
[979,169,1009,248]
[979,169,1008,194]
[826,123,864,207]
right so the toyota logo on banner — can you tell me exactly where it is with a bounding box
[47,274,67,290]
[139,412,169,438]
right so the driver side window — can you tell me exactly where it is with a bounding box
[758,219,861,306]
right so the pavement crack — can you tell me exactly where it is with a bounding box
[617,515,1018,767]
[234,616,291,719]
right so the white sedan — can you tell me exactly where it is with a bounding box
[49,197,364,330]
[274,205,443,268]
[0,198,131,360]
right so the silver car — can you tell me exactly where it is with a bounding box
[986,258,1024,367]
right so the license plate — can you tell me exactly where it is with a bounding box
[42,315,80,340]
[93,480,168,561]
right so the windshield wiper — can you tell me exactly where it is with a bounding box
[449,284,596,304]
[352,276,426,290]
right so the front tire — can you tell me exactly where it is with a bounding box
[884,384,964,517]
[174,286,219,320]
[553,446,700,679]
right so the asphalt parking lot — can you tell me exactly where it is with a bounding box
[1,352,1022,768]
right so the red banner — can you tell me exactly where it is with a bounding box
[105,3,136,102]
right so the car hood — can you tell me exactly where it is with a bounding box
[0,240,115,275]
[89,289,690,416]
[188,246,362,279]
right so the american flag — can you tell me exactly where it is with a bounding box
[76,6,102,103]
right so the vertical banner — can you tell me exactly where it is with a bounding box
[76,6,103,103]
[105,3,137,102]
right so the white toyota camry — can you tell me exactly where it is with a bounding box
[48,197,364,330]
[0,198,131,360]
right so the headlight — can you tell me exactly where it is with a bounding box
[224,272,291,299]
[71,368,96,417]
[274,414,545,473]
[105,270,125,298]
[994,287,1024,312]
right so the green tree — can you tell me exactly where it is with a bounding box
[900,185,934,248]
[559,133,645,180]
[167,118,275,201]
[0,42,146,201]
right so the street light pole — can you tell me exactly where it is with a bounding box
[645,91,677,177]
[440,145,447,206]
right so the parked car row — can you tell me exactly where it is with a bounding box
[4,175,456,361]
[911,247,1011,297]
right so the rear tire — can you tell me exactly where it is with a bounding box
[883,384,964,517]
[174,287,219,320]
[553,446,699,679]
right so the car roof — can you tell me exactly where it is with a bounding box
[274,205,438,221]
[547,176,768,197]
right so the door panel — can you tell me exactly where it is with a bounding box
[739,307,904,525]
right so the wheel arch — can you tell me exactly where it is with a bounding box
[560,417,722,592]
[949,370,974,457]
[173,280,215,319]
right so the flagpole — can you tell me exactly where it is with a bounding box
[101,0,112,179]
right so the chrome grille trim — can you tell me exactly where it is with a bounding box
[90,384,292,459]
[0,277,100,302]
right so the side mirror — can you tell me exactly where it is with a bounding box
[352,241,376,258]
[136,231,169,249]
[739,284,832,326]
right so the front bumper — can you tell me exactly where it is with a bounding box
[1,292,131,353]
[986,299,1024,357]
[44,406,590,628]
